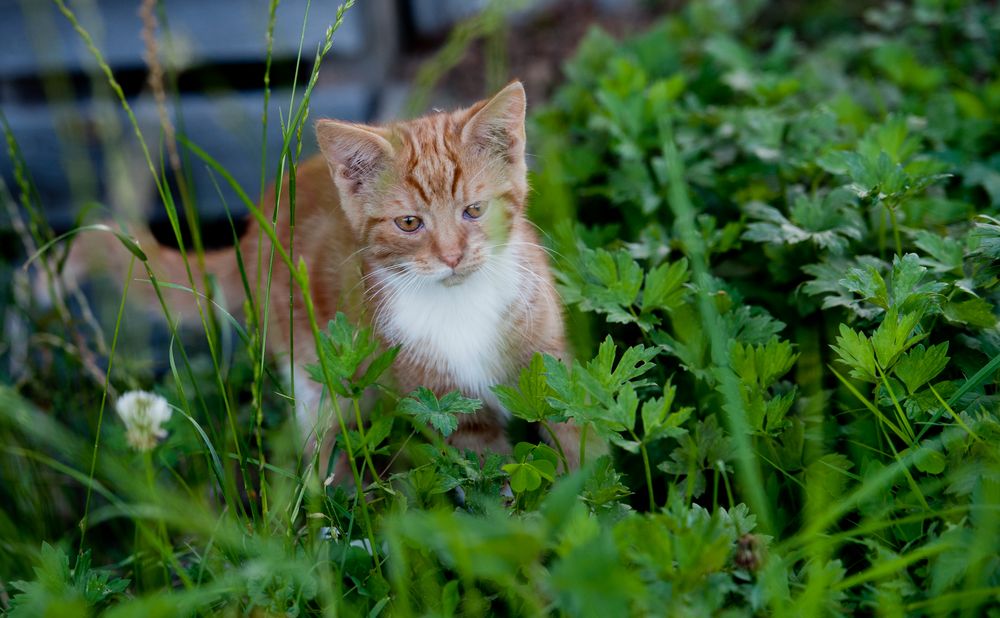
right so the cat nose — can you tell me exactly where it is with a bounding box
[440,250,463,269]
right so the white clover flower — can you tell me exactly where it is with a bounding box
[115,390,171,451]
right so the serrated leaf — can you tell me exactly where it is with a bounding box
[942,297,998,328]
[803,256,888,319]
[841,265,890,309]
[726,305,787,344]
[640,382,692,443]
[871,309,925,370]
[306,313,392,397]
[831,324,877,382]
[730,338,798,389]
[893,343,950,395]
[889,253,947,313]
[558,246,645,327]
[640,258,689,314]
[492,354,554,422]
[913,230,963,273]
[969,215,1000,259]
[398,387,481,437]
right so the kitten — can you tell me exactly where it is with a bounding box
[78,81,577,468]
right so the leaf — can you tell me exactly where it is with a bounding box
[582,456,632,512]
[588,337,659,396]
[742,197,861,253]
[803,256,888,319]
[742,202,811,245]
[608,434,641,453]
[306,313,395,397]
[360,416,395,452]
[640,382,692,443]
[969,215,1000,259]
[550,531,644,618]
[356,347,401,391]
[397,387,481,438]
[831,324,877,383]
[557,246,645,327]
[725,305,787,345]
[913,447,947,475]
[888,253,946,313]
[841,265,890,310]
[870,309,925,370]
[730,338,798,389]
[942,297,998,328]
[893,343,950,395]
[659,415,732,498]
[492,354,555,422]
[504,442,557,492]
[804,453,854,503]
[841,254,945,317]
[9,543,128,615]
[913,230,963,273]
[640,258,689,314]
[503,463,542,493]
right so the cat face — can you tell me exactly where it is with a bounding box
[315,82,528,286]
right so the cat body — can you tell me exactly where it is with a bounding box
[114,82,576,464]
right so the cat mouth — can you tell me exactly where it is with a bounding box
[440,271,471,286]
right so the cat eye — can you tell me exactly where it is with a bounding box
[463,202,486,220]
[394,215,423,232]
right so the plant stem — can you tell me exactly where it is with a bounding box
[889,205,903,256]
[630,429,655,511]
[539,420,569,471]
[353,396,382,484]
[79,255,135,559]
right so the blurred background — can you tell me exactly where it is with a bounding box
[0,0,870,239]
[0,0,673,239]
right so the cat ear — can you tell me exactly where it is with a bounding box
[460,81,526,163]
[315,120,394,194]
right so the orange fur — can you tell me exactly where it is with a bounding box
[82,82,578,469]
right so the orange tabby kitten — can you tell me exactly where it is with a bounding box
[98,81,577,468]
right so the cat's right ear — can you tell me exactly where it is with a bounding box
[315,120,394,196]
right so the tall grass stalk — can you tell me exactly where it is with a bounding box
[51,0,249,512]
[78,254,135,559]
[658,115,774,534]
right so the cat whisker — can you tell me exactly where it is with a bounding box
[379,272,427,333]
[333,245,371,270]
[371,269,425,335]
[491,238,566,261]
[478,259,535,345]
[493,256,562,302]
[356,263,410,301]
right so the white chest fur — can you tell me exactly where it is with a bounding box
[377,247,525,402]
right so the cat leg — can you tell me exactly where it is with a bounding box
[289,366,387,486]
[447,416,512,458]
[288,366,348,480]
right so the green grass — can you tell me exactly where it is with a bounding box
[1,0,999,615]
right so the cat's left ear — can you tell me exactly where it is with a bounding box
[461,81,526,164]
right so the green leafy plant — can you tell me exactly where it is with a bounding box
[2,0,999,614]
